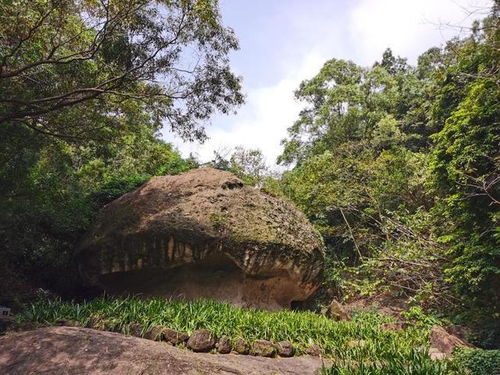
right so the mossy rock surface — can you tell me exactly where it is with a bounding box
[77,168,325,309]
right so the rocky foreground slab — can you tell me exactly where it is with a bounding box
[0,326,330,375]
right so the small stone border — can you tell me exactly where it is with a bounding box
[55,319,323,358]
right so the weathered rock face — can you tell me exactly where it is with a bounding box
[0,327,331,375]
[77,168,325,310]
[429,325,473,360]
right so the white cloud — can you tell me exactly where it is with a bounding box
[350,0,492,64]
[164,0,493,169]
[164,51,326,168]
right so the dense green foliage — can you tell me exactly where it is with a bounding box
[0,0,240,300]
[429,15,499,306]
[277,7,499,336]
[453,347,500,375]
[322,356,455,375]
[0,117,197,299]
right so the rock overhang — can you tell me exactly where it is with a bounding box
[77,168,325,309]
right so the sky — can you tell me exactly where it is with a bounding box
[163,0,492,168]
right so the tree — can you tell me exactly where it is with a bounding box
[430,11,500,307]
[278,53,413,166]
[277,6,499,318]
[207,146,270,186]
[229,146,269,185]
[0,0,243,141]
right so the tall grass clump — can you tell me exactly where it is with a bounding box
[18,294,495,373]
[18,296,427,359]
[321,352,463,375]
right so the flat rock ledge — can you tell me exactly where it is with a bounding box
[0,327,330,375]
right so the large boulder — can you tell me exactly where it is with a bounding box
[77,168,325,310]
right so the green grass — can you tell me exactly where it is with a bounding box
[321,355,457,375]
[15,296,482,374]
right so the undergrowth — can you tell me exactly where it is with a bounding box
[321,354,456,375]
[16,296,497,374]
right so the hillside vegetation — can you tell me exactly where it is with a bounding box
[270,8,499,345]
[0,1,498,374]
[221,7,499,350]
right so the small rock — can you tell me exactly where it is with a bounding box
[306,344,322,356]
[275,341,295,357]
[187,329,216,352]
[324,300,351,321]
[217,335,232,354]
[145,325,165,341]
[233,337,250,354]
[163,328,189,345]
[251,340,277,357]
[429,325,473,360]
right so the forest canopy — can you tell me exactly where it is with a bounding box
[276,7,499,338]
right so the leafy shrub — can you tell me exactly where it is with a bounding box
[89,174,150,207]
[454,347,500,375]
[402,306,442,327]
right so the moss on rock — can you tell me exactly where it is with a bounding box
[77,168,325,308]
